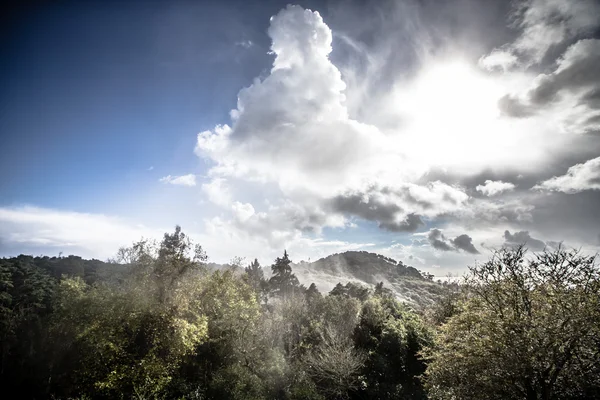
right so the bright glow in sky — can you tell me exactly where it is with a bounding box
[1,0,599,275]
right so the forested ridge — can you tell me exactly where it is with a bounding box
[1,226,599,399]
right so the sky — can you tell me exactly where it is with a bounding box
[1,0,599,275]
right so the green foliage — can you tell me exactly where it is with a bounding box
[49,276,208,399]
[424,246,600,400]
[4,228,596,400]
[329,282,371,302]
[244,258,269,303]
[0,256,55,398]
[245,258,264,288]
[353,295,434,399]
[425,287,464,326]
[269,250,301,298]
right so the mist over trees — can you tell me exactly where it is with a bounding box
[0,226,598,399]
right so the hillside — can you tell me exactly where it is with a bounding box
[9,251,447,309]
[293,251,447,308]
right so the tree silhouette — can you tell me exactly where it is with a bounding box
[268,250,300,298]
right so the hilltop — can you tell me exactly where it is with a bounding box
[293,251,447,308]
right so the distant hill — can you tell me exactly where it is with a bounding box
[297,251,424,281]
[293,251,447,308]
[7,254,127,284]
[4,251,449,309]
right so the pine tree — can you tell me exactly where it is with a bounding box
[268,250,300,298]
[244,258,264,289]
[305,282,322,302]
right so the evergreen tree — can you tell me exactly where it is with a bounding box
[244,258,268,304]
[268,251,300,298]
[305,282,322,302]
[244,258,264,289]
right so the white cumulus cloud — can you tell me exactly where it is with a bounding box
[476,180,516,196]
[201,178,232,207]
[534,156,600,193]
[194,5,472,241]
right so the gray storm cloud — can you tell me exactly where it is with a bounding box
[503,230,546,252]
[427,229,479,254]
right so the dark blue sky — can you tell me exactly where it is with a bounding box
[0,0,326,211]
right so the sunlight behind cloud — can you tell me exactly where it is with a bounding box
[395,60,511,170]
[388,58,575,174]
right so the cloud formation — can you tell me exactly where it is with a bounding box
[427,229,455,252]
[478,0,600,139]
[480,0,600,70]
[534,156,600,193]
[499,39,600,131]
[201,178,232,206]
[504,230,546,251]
[0,206,161,259]
[194,5,473,239]
[452,234,480,255]
[188,2,600,268]
[159,174,197,187]
[476,180,516,196]
[330,181,468,232]
[4,1,600,277]
[427,229,479,254]
[195,6,389,197]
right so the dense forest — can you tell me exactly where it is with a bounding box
[1,226,599,399]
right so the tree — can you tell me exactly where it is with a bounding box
[424,246,600,400]
[426,286,463,326]
[40,227,211,399]
[48,276,208,398]
[244,259,269,306]
[329,282,371,302]
[245,259,264,286]
[301,326,365,399]
[269,250,301,298]
[305,283,322,302]
[0,257,55,398]
[154,225,207,304]
[189,269,286,399]
[353,296,433,399]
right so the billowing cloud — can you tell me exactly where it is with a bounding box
[476,180,516,196]
[452,234,480,254]
[479,50,518,72]
[159,174,197,187]
[499,39,600,130]
[480,0,600,69]
[426,229,480,254]
[195,6,392,198]
[201,178,232,206]
[503,230,546,251]
[189,3,600,262]
[533,156,600,193]
[330,181,468,232]
[428,229,455,252]
[194,5,475,240]
[478,0,600,140]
